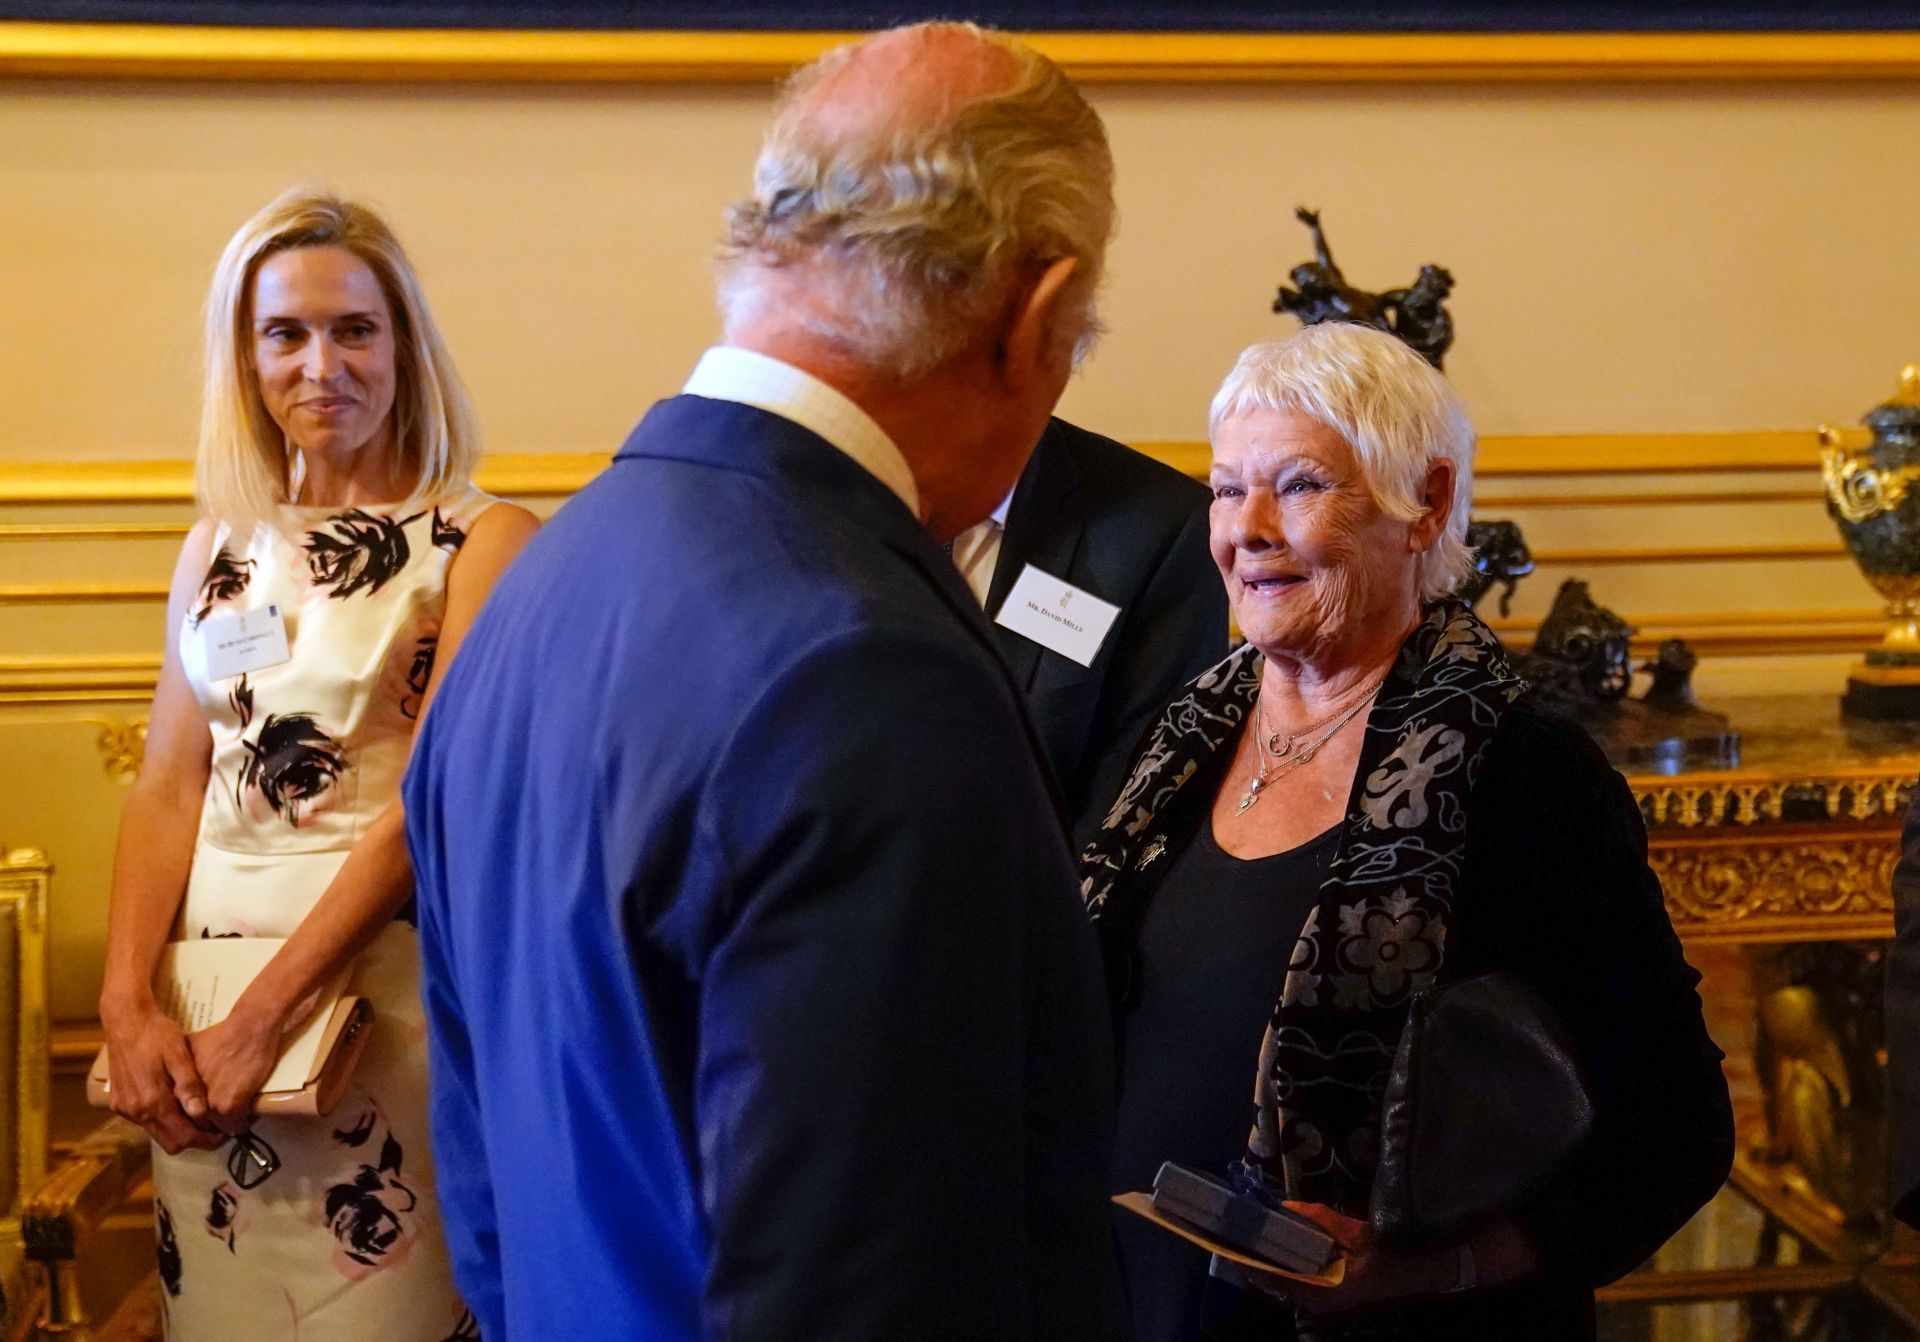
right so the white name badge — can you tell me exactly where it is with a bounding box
[201,605,291,681]
[994,564,1121,668]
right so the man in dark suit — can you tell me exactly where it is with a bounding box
[403,22,1128,1342]
[956,419,1226,845]
[1891,793,1920,1227]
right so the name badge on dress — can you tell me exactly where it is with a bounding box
[201,605,291,681]
[994,564,1121,668]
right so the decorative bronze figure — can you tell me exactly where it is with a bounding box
[1821,365,1920,718]
[1458,519,1534,617]
[1516,580,1738,773]
[1272,207,1456,369]
[1515,580,1634,712]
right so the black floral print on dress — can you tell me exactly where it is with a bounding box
[431,507,467,552]
[237,712,346,825]
[442,1308,482,1341]
[206,1182,241,1252]
[192,547,254,625]
[324,1132,419,1277]
[304,510,425,600]
[332,1106,377,1148]
[156,1198,183,1295]
[229,674,254,730]
[402,635,437,721]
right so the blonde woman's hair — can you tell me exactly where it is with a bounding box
[717,22,1115,380]
[196,186,479,526]
[1209,324,1477,603]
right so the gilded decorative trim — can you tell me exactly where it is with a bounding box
[0,847,51,1216]
[8,25,1920,85]
[1647,826,1898,944]
[0,582,168,607]
[88,717,147,781]
[0,434,1837,506]
[0,657,163,706]
[0,522,190,542]
[1820,435,1920,525]
[1633,765,1917,828]
[0,453,604,504]
[1529,541,1846,567]
[1474,487,1825,510]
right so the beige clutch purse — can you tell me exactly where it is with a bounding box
[87,995,373,1118]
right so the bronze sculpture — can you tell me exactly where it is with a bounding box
[1272,207,1456,369]
[1513,580,1738,773]
[1458,519,1534,618]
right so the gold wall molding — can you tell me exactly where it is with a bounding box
[0,658,161,706]
[1530,541,1846,567]
[0,453,608,505]
[0,611,1889,708]
[7,24,1920,85]
[0,582,167,607]
[1646,825,1899,944]
[0,433,1834,507]
[1491,608,1885,657]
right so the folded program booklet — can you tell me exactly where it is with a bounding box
[1111,1161,1345,1286]
[87,938,368,1116]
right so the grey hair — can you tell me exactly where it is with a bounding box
[716,22,1115,380]
[1209,324,1476,602]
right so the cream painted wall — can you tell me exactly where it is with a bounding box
[4,76,1920,461]
[5,70,1918,1018]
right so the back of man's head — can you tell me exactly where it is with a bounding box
[717,23,1115,382]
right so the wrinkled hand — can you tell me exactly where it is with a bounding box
[187,1006,281,1136]
[1248,1203,1539,1321]
[99,1001,221,1155]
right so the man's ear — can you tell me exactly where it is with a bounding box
[998,256,1080,392]
[1410,457,1457,552]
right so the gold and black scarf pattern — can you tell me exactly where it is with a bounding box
[1081,600,1526,1214]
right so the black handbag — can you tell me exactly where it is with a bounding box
[1369,973,1593,1247]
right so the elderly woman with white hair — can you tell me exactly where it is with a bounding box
[1086,323,1732,1341]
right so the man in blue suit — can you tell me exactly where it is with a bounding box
[405,22,1128,1342]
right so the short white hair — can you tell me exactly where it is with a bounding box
[1208,323,1475,603]
[716,22,1115,380]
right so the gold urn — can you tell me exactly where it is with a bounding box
[1821,364,1920,718]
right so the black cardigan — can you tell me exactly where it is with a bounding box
[1105,698,1735,1341]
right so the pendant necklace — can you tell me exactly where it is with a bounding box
[1236,675,1386,815]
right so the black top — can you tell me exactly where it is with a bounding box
[1113,817,1337,1342]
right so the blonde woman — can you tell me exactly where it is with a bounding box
[99,187,536,1339]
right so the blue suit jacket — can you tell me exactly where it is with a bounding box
[404,396,1126,1341]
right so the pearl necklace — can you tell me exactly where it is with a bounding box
[1235,676,1386,815]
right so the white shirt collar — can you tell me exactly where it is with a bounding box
[682,346,920,517]
[989,488,1013,529]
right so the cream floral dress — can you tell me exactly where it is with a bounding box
[156,488,495,1341]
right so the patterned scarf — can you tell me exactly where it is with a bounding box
[1082,600,1525,1214]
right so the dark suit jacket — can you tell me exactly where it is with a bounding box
[1891,789,1920,1226]
[404,396,1127,1341]
[990,419,1228,847]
